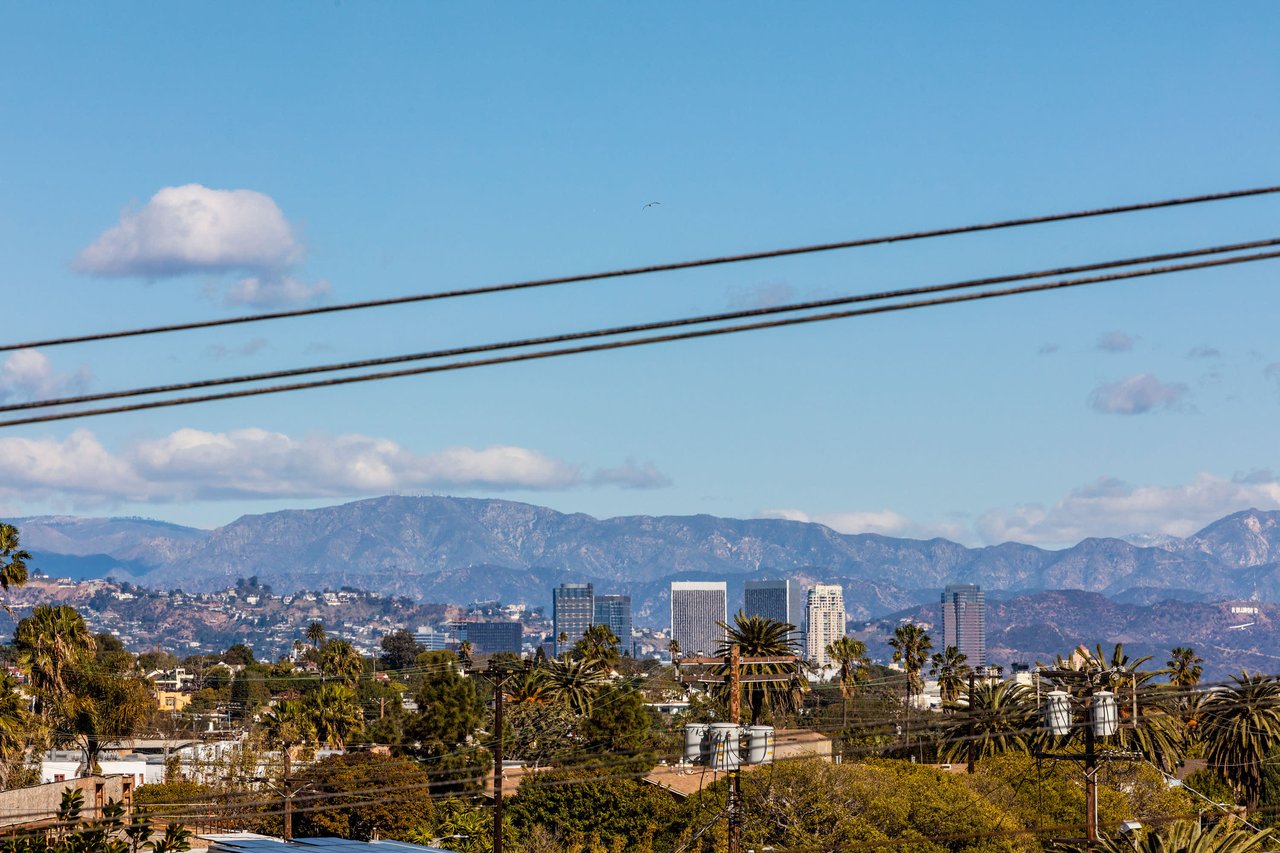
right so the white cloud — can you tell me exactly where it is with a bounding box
[0,428,667,505]
[758,507,970,542]
[1088,373,1187,414]
[1096,330,1136,353]
[75,184,327,308]
[224,276,331,308]
[0,349,91,404]
[975,472,1280,546]
[76,184,302,278]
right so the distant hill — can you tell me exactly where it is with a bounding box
[9,500,1280,628]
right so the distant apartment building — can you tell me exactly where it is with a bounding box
[594,594,633,655]
[744,579,806,651]
[553,583,594,657]
[941,583,986,668]
[456,621,523,655]
[670,581,727,657]
[805,584,845,667]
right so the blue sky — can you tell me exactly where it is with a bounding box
[2,4,1278,547]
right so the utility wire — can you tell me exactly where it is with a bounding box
[3,246,1279,429]
[6,236,1276,415]
[4,184,1278,354]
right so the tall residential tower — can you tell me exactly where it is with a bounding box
[941,583,986,668]
[805,584,845,668]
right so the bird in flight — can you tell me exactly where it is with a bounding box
[642,201,661,210]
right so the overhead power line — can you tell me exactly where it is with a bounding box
[3,246,1278,429]
[3,184,1278,353]
[5,236,1276,416]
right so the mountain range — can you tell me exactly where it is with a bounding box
[12,498,1280,628]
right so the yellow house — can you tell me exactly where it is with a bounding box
[155,690,192,713]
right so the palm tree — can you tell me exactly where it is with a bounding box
[0,671,34,784]
[888,623,932,706]
[261,698,317,783]
[14,605,95,717]
[574,624,622,671]
[0,523,30,592]
[305,621,326,649]
[1095,820,1271,853]
[541,658,607,716]
[1199,672,1280,806]
[1168,646,1204,689]
[716,612,805,726]
[940,680,1036,762]
[307,683,364,749]
[507,669,546,704]
[826,636,870,727]
[929,645,971,712]
[319,639,363,685]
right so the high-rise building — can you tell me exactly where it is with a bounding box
[941,583,986,667]
[553,583,594,657]
[743,579,805,651]
[456,621,523,655]
[670,581,727,657]
[805,584,845,667]
[594,594,633,656]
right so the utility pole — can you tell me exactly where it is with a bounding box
[677,647,799,853]
[728,644,741,853]
[471,658,528,853]
[1084,690,1097,847]
[967,669,976,774]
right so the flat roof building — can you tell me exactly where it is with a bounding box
[670,581,727,657]
[553,583,594,657]
[744,579,805,651]
[941,583,986,668]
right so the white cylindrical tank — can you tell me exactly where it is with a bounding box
[744,725,775,765]
[1045,690,1072,736]
[683,723,708,764]
[1092,690,1119,737]
[709,722,741,771]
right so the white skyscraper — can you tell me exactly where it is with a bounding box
[805,584,845,667]
[670,581,727,657]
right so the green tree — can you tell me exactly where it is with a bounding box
[574,685,660,775]
[510,768,680,850]
[929,645,970,711]
[410,798,513,853]
[573,624,622,670]
[294,752,434,841]
[1199,672,1280,806]
[888,623,932,705]
[307,683,363,749]
[62,664,156,773]
[319,639,364,685]
[305,621,326,649]
[826,636,871,727]
[0,522,30,593]
[379,629,424,672]
[715,611,805,726]
[0,671,35,787]
[222,643,255,667]
[939,680,1037,762]
[405,651,483,753]
[541,658,608,716]
[1093,821,1270,853]
[1168,646,1205,689]
[14,604,95,716]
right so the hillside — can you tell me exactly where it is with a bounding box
[11,500,1280,626]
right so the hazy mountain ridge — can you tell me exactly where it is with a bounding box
[11,500,1280,626]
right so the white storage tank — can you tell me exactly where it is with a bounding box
[708,722,741,771]
[1092,690,1119,737]
[1044,690,1072,736]
[683,723,709,764]
[744,725,775,765]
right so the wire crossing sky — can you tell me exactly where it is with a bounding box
[2,4,1278,547]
